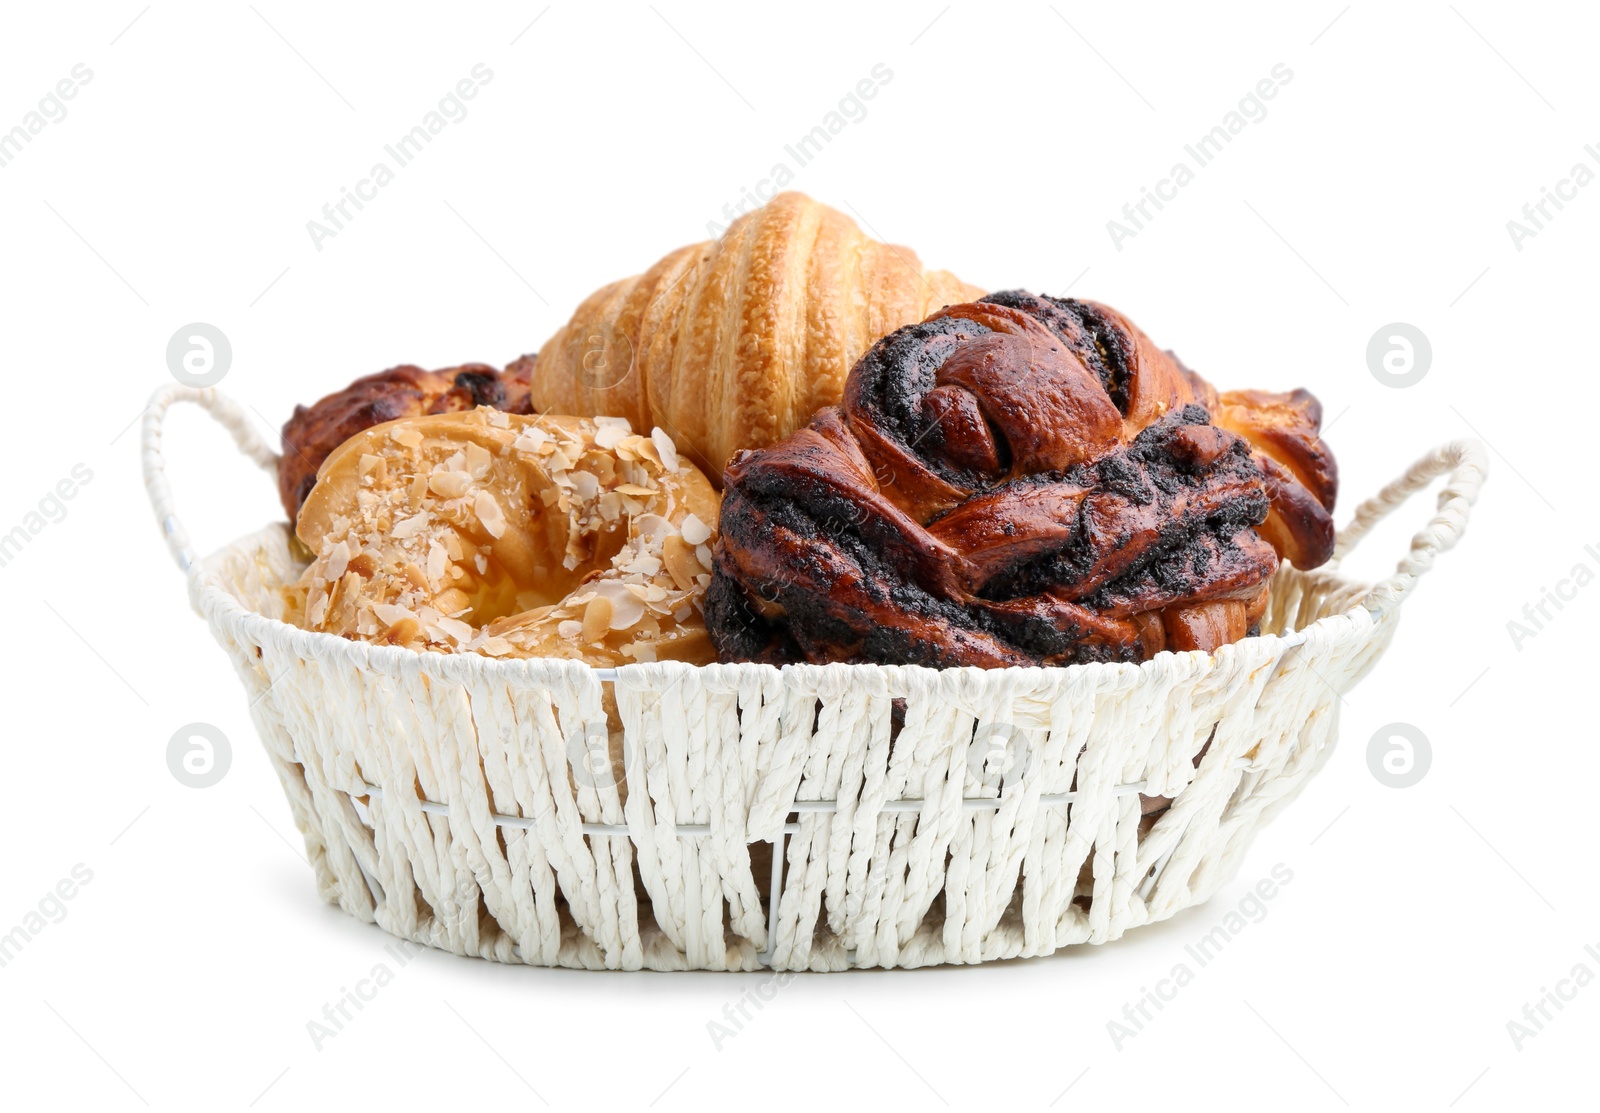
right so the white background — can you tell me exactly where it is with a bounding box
[1,2,1595,1109]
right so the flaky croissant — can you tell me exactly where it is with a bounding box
[520,192,982,478]
[705,292,1336,669]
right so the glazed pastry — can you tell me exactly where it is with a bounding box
[521,192,983,479]
[279,362,536,520]
[978,293,1338,570]
[288,408,720,667]
[1190,381,1337,570]
[705,292,1337,669]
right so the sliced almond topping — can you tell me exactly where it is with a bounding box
[513,426,551,452]
[622,431,651,454]
[662,535,699,592]
[384,616,420,645]
[581,594,613,643]
[557,619,582,640]
[390,425,423,449]
[474,490,507,538]
[435,587,470,615]
[392,512,430,539]
[358,453,388,484]
[325,539,352,582]
[372,602,415,628]
[437,615,473,643]
[632,514,674,545]
[594,423,627,450]
[621,554,661,576]
[680,513,711,547]
[615,483,657,498]
[428,471,471,498]
[426,540,448,586]
[593,580,647,630]
[651,428,679,471]
[402,561,429,591]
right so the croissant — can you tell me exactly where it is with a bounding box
[520,192,982,479]
[705,292,1336,669]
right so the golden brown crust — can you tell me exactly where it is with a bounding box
[1182,377,1339,569]
[961,294,1338,570]
[278,362,535,520]
[287,408,721,667]
[528,192,985,480]
[705,292,1292,669]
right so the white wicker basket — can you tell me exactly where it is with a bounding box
[142,384,1485,971]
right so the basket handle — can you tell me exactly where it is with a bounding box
[141,383,281,578]
[1330,438,1488,617]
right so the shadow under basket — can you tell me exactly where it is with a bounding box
[142,385,1487,971]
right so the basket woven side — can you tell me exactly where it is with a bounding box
[200,526,1392,971]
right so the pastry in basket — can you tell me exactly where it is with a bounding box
[278,361,536,520]
[286,407,720,666]
[274,193,975,506]
[521,191,985,477]
[704,291,1337,668]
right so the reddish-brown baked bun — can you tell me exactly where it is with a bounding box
[704,292,1336,668]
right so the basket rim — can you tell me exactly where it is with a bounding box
[192,521,1383,690]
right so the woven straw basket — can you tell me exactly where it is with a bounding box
[142,384,1486,972]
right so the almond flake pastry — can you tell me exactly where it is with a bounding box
[286,407,721,666]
